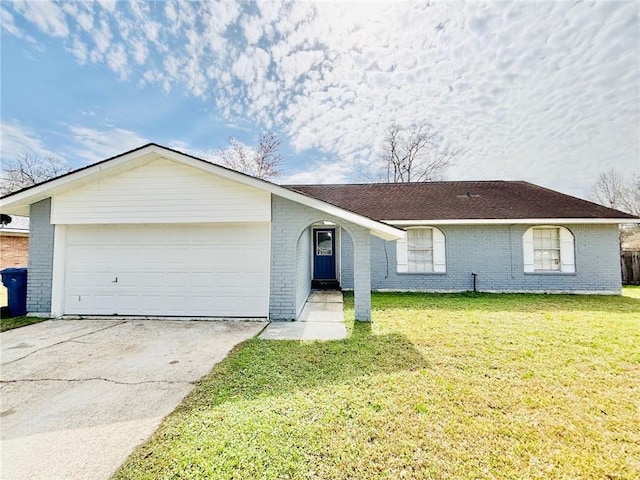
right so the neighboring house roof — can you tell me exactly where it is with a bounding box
[0,215,29,235]
[288,181,638,224]
[0,143,404,241]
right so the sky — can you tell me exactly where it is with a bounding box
[1,0,639,199]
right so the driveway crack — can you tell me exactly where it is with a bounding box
[1,321,130,366]
[0,377,193,386]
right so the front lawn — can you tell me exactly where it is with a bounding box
[115,290,640,479]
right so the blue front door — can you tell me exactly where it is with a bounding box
[313,228,336,280]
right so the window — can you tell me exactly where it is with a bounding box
[408,228,433,272]
[397,227,446,273]
[316,231,333,256]
[533,227,561,271]
[523,226,575,273]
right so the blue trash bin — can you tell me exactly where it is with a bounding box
[1,268,28,317]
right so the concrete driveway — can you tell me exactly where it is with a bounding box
[0,319,266,480]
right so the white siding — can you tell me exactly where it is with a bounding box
[51,158,270,224]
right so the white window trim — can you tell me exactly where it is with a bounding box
[397,227,446,273]
[523,226,575,273]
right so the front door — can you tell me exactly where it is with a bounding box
[313,228,336,280]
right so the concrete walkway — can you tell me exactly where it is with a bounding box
[260,290,347,340]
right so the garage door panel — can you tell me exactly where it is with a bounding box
[189,273,218,287]
[66,272,111,288]
[65,292,118,315]
[242,272,268,287]
[64,224,269,317]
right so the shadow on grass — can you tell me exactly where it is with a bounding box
[367,290,640,314]
[185,321,427,409]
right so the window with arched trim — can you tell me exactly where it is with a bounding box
[397,227,446,273]
[523,226,575,273]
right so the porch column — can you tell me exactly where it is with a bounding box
[352,229,371,321]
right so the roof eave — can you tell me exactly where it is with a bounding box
[385,218,639,225]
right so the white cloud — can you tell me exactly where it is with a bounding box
[93,17,112,56]
[0,121,63,162]
[97,0,117,14]
[68,35,88,63]
[0,7,35,42]
[65,126,148,164]
[280,158,351,185]
[3,0,639,197]
[130,37,149,64]
[106,43,129,79]
[11,0,69,38]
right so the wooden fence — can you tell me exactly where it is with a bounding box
[621,251,640,285]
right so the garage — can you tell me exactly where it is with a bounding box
[62,223,270,317]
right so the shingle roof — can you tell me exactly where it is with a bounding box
[286,181,636,221]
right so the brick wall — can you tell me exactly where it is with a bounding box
[0,235,29,269]
[295,227,311,316]
[341,223,622,293]
[27,198,55,314]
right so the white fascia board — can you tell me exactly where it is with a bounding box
[385,218,638,225]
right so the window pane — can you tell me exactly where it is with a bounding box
[408,248,433,272]
[533,228,561,271]
[406,229,435,272]
[533,228,559,249]
[408,229,433,249]
[316,231,332,256]
[534,249,560,271]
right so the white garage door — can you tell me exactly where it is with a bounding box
[63,224,270,317]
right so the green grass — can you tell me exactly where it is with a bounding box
[115,289,640,480]
[0,316,47,332]
[623,285,640,299]
[0,285,46,331]
[1,285,48,331]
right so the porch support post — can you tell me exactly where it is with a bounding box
[352,229,371,321]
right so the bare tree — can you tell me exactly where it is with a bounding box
[589,168,640,216]
[217,132,284,180]
[363,122,458,183]
[623,174,640,217]
[1,152,70,195]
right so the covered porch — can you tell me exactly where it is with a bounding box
[269,195,403,322]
